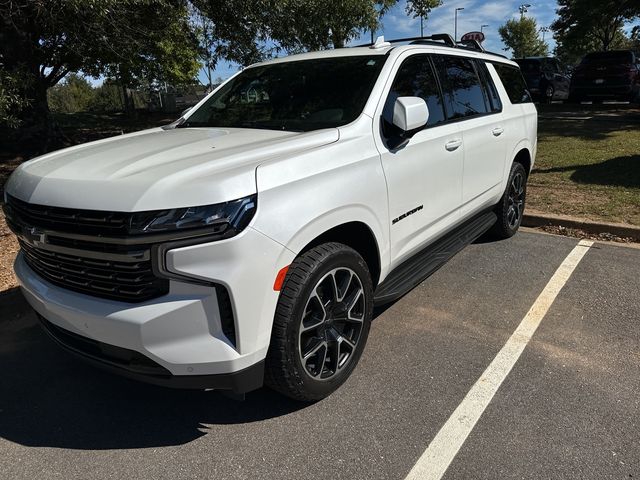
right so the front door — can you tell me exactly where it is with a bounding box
[375,53,464,268]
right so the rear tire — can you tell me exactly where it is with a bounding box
[265,242,374,402]
[490,162,528,240]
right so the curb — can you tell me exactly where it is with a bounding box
[522,210,640,242]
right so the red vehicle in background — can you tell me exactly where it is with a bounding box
[569,50,640,104]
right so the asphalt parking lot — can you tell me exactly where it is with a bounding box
[0,230,638,479]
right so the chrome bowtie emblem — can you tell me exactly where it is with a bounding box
[23,227,46,245]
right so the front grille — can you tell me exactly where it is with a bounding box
[4,195,170,303]
[19,239,169,302]
[6,194,131,237]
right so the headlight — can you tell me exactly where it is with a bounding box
[128,195,257,237]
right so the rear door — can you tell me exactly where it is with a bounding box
[432,54,507,217]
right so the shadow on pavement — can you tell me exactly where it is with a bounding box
[0,289,308,451]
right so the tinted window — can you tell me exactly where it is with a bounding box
[582,51,634,64]
[181,56,385,132]
[515,59,542,74]
[492,63,533,104]
[432,56,489,119]
[477,61,502,113]
[382,54,446,128]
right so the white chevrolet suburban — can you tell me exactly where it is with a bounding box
[4,35,536,401]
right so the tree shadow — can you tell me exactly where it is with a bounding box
[0,289,308,451]
[533,155,640,189]
[537,103,640,142]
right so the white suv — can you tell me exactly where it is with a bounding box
[4,35,536,401]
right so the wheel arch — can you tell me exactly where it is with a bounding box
[298,221,382,287]
[512,147,532,175]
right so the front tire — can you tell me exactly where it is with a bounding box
[490,162,528,240]
[265,243,374,401]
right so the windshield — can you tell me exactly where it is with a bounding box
[180,55,386,132]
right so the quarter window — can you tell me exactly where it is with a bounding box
[492,63,533,104]
[432,56,489,119]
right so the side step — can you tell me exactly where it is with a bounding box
[373,210,497,306]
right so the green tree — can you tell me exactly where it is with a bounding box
[47,74,95,114]
[554,28,632,66]
[552,0,640,55]
[0,0,200,150]
[89,81,125,113]
[499,17,549,59]
[0,69,30,129]
[405,0,443,34]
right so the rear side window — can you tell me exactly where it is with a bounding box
[477,61,502,113]
[492,63,532,104]
[432,55,489,119]
[382,54,446,128]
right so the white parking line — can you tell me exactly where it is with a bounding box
[405,239,594,480]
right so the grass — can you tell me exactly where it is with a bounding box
[528,105,640,226]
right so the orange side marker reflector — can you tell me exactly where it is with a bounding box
[273,265,290,291]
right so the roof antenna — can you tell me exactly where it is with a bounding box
[370,35,391,49]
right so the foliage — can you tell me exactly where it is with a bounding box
[552,0,640,57]
[498,17,550,59]
[0,70,30,128]
[0,0,201,148]
[405,0,443,22]
[554,28,632,66]
[47,74,95,114]
[89,81,125,113]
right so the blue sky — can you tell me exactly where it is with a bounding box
[203,0,563,82]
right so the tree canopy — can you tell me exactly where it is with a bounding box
[552,0,640,65]
[552,0,640,54]
[0,0,441,150]
[498,17,550,59]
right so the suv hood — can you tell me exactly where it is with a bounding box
[6,127,339,211]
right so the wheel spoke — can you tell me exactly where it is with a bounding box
[297,267,367,382]
[328,338,341,373]
[346,288,364,322]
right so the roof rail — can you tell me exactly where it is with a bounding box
[359,34,456,48]
[355,33,510,60]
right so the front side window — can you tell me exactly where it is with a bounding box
[382,54,446,129]
[181,56,386,132]
[492,63,533,104]
[432,55,489,119]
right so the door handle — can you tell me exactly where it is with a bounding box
[445,139,462,151]
[492,127,505,137]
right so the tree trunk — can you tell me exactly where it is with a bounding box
[13,77,65,155]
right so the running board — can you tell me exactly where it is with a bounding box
[373,210,497,306]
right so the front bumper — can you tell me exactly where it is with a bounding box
[37,313,265,392]
[15,226,295,391]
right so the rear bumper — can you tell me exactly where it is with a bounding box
[38,313,264,392]
[570,83,635,99]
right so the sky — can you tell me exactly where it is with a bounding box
[201,0,563,83]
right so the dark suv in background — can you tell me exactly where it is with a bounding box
[570,50,640,103]
[515,57,570,103]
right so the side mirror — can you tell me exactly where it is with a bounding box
[392,97,429,134]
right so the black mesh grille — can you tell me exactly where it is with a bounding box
[19,239,168,302]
